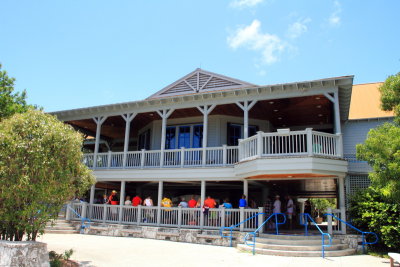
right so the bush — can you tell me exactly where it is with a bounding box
[49,249,74,267]
[349,187,400,252]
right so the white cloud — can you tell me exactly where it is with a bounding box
[227,20,285,64]
[329,0,342,27]
[230,0,264,8]
[287,17,311,39]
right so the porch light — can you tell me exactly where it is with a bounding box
[269,101,274,104]
[278,117,282,120]
[318,114,323,117]
[274,109,278,112]
[315,97,321,100]
[316,105,321,108]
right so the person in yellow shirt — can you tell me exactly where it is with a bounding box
[161,196,173,224]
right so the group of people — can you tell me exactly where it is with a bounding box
[264,195,296,229]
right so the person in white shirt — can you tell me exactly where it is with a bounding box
[286,195,294,230]
[273,195,281,213]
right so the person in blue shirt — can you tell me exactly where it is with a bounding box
[239,194,247,208]
[220,198,233,225]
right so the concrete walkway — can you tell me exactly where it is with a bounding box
[39,234,390,267]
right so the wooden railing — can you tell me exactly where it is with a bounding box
[238,129,343,162]
[82,129,343,169]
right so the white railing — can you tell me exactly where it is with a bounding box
[82,130,343,169]
[68,203,260,231]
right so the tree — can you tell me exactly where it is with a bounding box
[0,110,95,241]
[380,72,400,124]
[0,64,31,120]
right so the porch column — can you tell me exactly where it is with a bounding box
[121,113,137,168]
[157,109,174,167]
[243,180,248,202]
[197,104,216,165]
[236,100,257,139]
[157,181,163,226]
[324,91,341,134]
[338,176,347,234]
[89,184,95,219]
[93,116,108,168]
[200,180,206,229]
[118,181,126,223]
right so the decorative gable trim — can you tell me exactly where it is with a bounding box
[147,68,256,99]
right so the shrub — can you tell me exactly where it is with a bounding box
[349,187,400,252]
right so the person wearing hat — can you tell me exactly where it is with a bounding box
[108,190,119,205]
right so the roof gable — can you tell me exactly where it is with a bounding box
[147,68,256,99]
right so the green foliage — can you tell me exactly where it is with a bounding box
[309,198,336,217]
[0,110,95,241]
[49,249,74,267]
[349,187,400,252]
[380,72,400,124]
[356,123,400,200]
[0,64,32,120]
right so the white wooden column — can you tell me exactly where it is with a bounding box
[93,116,107,168]
[89,184,95,219]
[197,104,216,166]
[243,180,248,199]
[200,180,206,229]
[121,113,137,167]
[118,181,126,223]
[236,100,257,139]
[338,176,346,234]
[156,109,174,167]
[157,180,163,226]
[324,91,341,134]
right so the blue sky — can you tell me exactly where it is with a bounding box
[1,0,399,112]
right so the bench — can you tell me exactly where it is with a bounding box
[389,253,400,267]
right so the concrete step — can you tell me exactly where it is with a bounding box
[44,229,79,234]
[46,226,76,231]
[255,237,341,245]
[237,245,355,257]
[258,234,328,240]
[253,243,349,251]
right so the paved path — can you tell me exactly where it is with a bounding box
[39,234,390,267]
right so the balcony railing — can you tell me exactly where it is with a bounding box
[82,129,343,169]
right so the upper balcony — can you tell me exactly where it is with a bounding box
[82,129,343,170]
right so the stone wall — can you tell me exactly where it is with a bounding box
[0,241,49,267]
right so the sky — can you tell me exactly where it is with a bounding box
[1,0,399,112]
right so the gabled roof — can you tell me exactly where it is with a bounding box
[147,68,256,99]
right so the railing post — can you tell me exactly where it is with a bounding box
[340,207,347,234]
[257,131,263,158]
[107,151,112,168]
[336,133,343,157]
[66,203,72,221]
[238,139,243,161]
[239,207,245,232]
[202,147,206,166]
[180,147,185,167]
[140,149,145,168]
[222,145,227,166]
[306,128,313,156]
[137,206,142,226]
[178,206,182,229]
[102,204,107,223]
[81,202,88,219]
[221,208,225,228]
[258,207,264,233]
[327,207,333,235]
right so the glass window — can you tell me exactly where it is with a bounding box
[248,125,258,137]
[193,125,203,148]
[165,126,176,149]
[227,123,242,146]
[138,129,151,150]
[178,126,191,148]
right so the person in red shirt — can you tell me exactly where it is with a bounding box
[204,196,216,208]
[188,196,197,208]
[132,195,142,206]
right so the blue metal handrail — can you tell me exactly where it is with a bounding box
[324,213,378,253]
[299,213,332,258]
[66,204,91,233]
[244,213,286,255]
[219,212,265,247]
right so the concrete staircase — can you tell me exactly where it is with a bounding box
[45,214,79,234]
[237,233,355,257]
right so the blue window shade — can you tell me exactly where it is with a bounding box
[178,126,190,148]
[165,126,176,149]
[193,125,203,148]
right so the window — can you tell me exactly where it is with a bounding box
[227,123,259,146]
[165,124,203,149]
[138,129,151,150]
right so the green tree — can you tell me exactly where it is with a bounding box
[0,64,31,120]
[380,72,400,124]
[357,123,400,200]
[0,110,95,241]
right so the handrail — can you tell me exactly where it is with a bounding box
[67,204,91,233]
[244,213,286,255]
[300,213,332,258]
[324,213,378,253]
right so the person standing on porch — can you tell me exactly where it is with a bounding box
[132,195,142,206]
[239,194,247,208]
[272,195,282,230]
[124,196,132,206]
[188,196,197,208]
[286,195,294,230]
